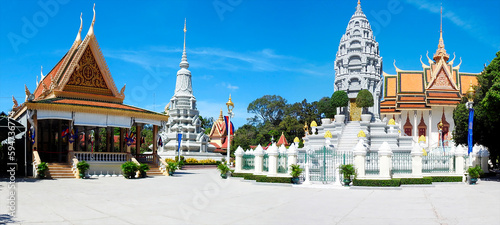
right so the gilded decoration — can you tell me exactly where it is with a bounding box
[66,46,109,90]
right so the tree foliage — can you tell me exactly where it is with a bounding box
[199,116,213,134]
[356,89,374,113]
[331,90,349,108]
[247,95,287,126]
[453,51,500,168]
[317,97,336,118]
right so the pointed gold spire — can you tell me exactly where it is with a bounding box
[433,4,449,62]
[87,3,96,37]
[75,12,83,45]
[179,18,189,69]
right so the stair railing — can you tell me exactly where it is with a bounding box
[32,151,42,178]
[71,157,80,178]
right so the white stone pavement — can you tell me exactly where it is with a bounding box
[1,169,499,225]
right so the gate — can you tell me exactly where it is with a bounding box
[303,147,353,184]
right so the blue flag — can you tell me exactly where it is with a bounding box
[467,108,474,155]
[177,133,182,151]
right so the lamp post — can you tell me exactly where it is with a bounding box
[226,94,234,165]
[466,81,475,166]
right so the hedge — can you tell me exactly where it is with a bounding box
[400,177,433,185]
[428,176,462,182]
[353,179,401,187]
[231,173,291,183]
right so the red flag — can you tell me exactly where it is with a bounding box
[61,127,69,137]
[224,116,235,135]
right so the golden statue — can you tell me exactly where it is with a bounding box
[303,121,309,135]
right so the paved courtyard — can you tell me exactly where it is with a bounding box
[1,169,499,225]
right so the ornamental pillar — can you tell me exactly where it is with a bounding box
[254,145,264,174]
[454,145,466,176]
[378,142,392,179]
[234,146,244,173]
[136,124,142,155]
[287,143,298,172]
[267,143,279,176]
[411,143,423,178]
[353,139,367,178]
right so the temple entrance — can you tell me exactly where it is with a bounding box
[37,119,69,163]
[349,99,361,121]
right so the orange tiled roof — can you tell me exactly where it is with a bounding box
[34,55,66,99]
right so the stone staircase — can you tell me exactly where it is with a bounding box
[145,163,165,176]
[47,163,75,179]
[337,121,362,152]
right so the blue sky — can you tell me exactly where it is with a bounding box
[1,0,499,128]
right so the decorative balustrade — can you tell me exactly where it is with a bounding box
[74,152,128,162]
[136,154,155,164]
[422,152,455,173]
[277,153,288,173]
[263,154,269,172]
[365,151,379,175]
[392,152,412,174]
[242,153,255,170]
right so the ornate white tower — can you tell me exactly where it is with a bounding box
[162,20,215,153]
[334,1,383,120]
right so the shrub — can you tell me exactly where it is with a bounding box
[355,89,374,113]
[339,164,356,179]
[353,179,401,187]
[400,177,433,185]
[175,156,185,168]
[37,162,49,179]
[290,164,303,178]
[185,158,199,164]
[138,163,150,178]
[467,165,483,178]
[232,173,291,183]
[121,162,138,179]
[165,158,176,163]
[428,176,462,182]
[167,162,178,174]
[77,161,90,178]
[331,90,349,108]
[217,163,230,174]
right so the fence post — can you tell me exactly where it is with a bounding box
[353,139,367,178]
[454,145,466,177]
[411,143,423,178]
[254,145,264,174]
[287,143,298,172]
[234,146,244,173]
[267,143,279,176]
[378,142,393,179]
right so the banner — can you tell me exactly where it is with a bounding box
[468,108,474,155]
[224,116,235,135]
[158,136,163,147]
[177,133,182,151]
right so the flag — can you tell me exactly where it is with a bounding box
[68,128,75,143]
[224,116,235,135]
[141,137,145,144]
[158,136,163,147]
[177,133,182,151]
[61,127,70,137]
[30,127,35,145]
[467,108,474,155]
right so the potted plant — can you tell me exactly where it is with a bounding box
[121,161,138,179]
[138,163,150,178]
[217,163,231,179]
[467,165,483,185]
[356,89,374,122]
[175,156,185,169]
[37,162,49,179]
[167,162,178,176]
[290,164,303,184]
[339,164,356,186]
[77,161,90,179]
[331,90,349,123]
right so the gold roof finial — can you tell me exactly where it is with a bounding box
[433,4,449,62]
[86,3,96,36]
[358,0,360,4]
[75,12,83,44]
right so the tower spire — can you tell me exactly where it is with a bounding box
[180,18,189,69]
[433,4,449,62]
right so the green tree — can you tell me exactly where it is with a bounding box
[331,90,349,111]
[317,97,336,118]
[199,116,214,134]
[247,95,287,126]
[231,124,258,151]
[355,89,374,113]
[453,51,500,168]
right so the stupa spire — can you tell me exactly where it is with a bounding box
[433,4,449,62]
[180,18,189,69]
